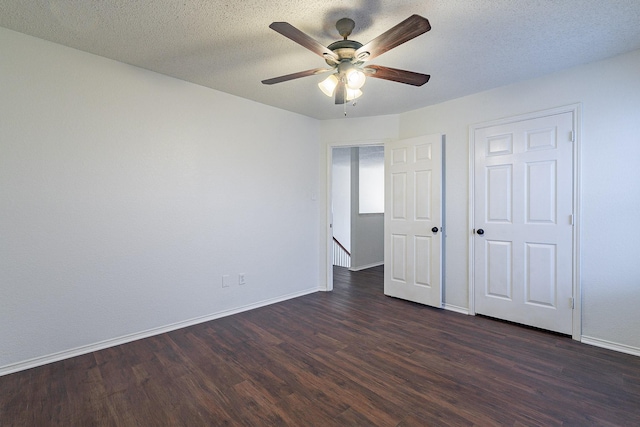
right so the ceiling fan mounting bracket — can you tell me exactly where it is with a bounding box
[335,18,356,39]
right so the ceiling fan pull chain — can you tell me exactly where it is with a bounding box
[344,84,347,116]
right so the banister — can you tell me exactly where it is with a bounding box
[333,237,350,256]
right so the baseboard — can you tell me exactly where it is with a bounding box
[581,336,640,357]
[349,261,383,272]
[0,287,319,377]
[443,303,469,315]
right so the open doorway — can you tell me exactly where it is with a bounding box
[330,145,384,278]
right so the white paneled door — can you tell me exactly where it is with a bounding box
[473,111,574,334]
[384,134,443,307]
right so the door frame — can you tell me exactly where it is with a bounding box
[325,139,390,292]
[468,104,582,340]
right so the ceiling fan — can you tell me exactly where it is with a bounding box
[262,15,431,104]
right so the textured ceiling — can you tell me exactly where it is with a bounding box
[2,0,640,120]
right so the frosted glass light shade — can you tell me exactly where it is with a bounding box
[346,88,363,101]
[318,74,339,97]
[346,69,366,89]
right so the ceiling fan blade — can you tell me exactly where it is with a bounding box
[269,22,339,62]
[262,68,331,85]
[364,65,430,86]
[355,15,431,62]
[335,80,346,104]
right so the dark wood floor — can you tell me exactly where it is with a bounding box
[1,266,639,426]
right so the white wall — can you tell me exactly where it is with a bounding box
[0,28,321,373]
[399,49,640,351]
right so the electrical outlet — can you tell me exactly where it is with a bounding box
[222,275,230,288]
[238,273,246,286]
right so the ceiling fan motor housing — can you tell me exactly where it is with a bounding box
[326,39,364,65]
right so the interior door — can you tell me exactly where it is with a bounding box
[473,112,574,334]
[384,134,443,307]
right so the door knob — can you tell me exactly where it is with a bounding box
[432,227,439,233]
[476,229,484,235]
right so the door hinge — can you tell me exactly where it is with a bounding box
[569,131,575,142]
[569,214,574,225]
[569,297,575,309]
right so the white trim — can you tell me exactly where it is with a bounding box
[325,143,334,292]
[444,304,469,315]
[581,336,640,357]
[468,124,476,315]
[0,287,319,377]
[468,104,582,130]
[325,139,391,293]
[571,104,583,341]
[468,104,582,339]
[349,261,384,272]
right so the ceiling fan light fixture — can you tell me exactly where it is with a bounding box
[346,88,363,101]
[345,68,366,90]
[318,74,339,97]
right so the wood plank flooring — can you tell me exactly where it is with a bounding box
[1,265,639,426]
